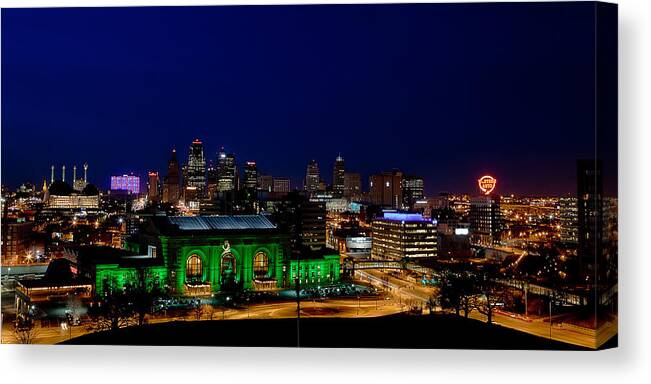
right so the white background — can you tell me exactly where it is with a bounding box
[1,0,649,383]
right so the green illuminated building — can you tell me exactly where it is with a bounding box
[94,215,342,296]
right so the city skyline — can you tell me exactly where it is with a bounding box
[1,3,616,196]
[3,145,612,198]
[0,2,617,350]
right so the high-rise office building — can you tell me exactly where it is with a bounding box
[273,177,291,193]
[343,172,361,199]
[206,160,218,198]
[577,159,603,284]
[469,195,502,245]
[402,175,424,209]
[332,155,345,196]
[305,160,320,193]
[185,139,207,198]
[243,161,258,190]
[369,170,403,208]
[217,148,237,192]
[371,212,437,260]
[162,148,181,204]
[257,174,273,192]
[559,196,579,244]
[298,200,327,250]
[147,171,160,203]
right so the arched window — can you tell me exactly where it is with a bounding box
[253,252,269,278]
[186,254,203,280]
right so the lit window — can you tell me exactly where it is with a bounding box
[186,254,202,280]
[253,252,269,278]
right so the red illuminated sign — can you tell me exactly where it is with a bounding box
[478,175,497,195]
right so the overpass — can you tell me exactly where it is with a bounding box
[1,263,49,280]
[344,258,600,307]
[343,258,431,275]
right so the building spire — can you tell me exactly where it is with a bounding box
[50,165,55,184]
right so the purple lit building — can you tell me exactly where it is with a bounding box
[110,175,141,194]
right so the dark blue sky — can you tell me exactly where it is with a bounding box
[1,3,617,196]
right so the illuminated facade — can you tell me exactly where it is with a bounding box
[559,196,579,244]
[469,195,502,245]
[47,194,100,209]
[185,139,207,198]
[111,174,141,194]
[402,175,424,209]
[332,155,345,196]
[148,171,160,202]
[243,161,258,190]
[577,159,604,283]
[305,160,320,193]
[217,148,237,192]
[119,215,340,295]
[371,212,437,260]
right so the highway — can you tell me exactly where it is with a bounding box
[354,268,616,349]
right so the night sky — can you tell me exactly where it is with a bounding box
[1,3,617,196]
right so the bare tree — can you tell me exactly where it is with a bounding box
[127,267,166,326]
[438,271,478,318]
[475,266,506,325]
[88,293,136,332]
[13,316,39,344]
[193,302,205,321]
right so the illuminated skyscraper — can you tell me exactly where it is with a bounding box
[332,155,345,196]
[402,175,424,209]
[217,147,237,192]
[369,170,403,208]
[162,148,181,204]
[298,200,327,250]
[185,139,207,198]
[577,159,603,284]
[559,196,579,244]
[148,171,160,203]
[469,195,501,245]
[243,161,258,190]
[305,160,320,193]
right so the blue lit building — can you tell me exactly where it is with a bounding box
[370,212,438,260]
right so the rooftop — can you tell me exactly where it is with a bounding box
[166,215,277,231]
[380,212,433,223]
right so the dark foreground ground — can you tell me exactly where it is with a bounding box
[64,314,615,350]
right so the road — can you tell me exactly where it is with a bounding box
[355,268,617,349]
[1,296,403,344]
